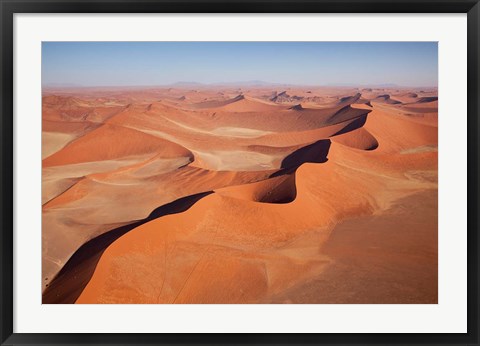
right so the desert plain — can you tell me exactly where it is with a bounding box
[41,85,438,304]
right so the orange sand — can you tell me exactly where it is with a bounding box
[41,86,438,304]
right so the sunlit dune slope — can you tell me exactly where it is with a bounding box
[43,124,193,167]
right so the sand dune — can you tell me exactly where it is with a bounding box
[42,86,438,304]
[43,124,192,167]
[331,127,378,151]
[373,94,402,104]
[416,96,438,103]
[192,94,281,112]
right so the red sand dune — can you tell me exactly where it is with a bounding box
[42,86,438,304]
[43,123,192,167]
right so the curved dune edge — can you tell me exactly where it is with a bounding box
[42,87,438,304]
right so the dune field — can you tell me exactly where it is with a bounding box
[41,86,438,304]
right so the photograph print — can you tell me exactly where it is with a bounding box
[41,42,438,304]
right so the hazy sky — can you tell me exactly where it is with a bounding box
[42,42,438,87]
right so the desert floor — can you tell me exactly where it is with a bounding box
[41,86,438,304]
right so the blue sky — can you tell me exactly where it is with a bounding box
[42,42,438,87]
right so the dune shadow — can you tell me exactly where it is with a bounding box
[268,113,370,189]
[332,115,368,137]
[42,191,213,304]
[270,139,331,179]
[254,173,297,205]
[416,96,438,103]
[281,139,331,169]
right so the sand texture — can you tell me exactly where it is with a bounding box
[41,86,438,304]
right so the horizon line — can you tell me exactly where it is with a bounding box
[42,81,439,89]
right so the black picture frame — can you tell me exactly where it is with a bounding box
[1,0,479,345]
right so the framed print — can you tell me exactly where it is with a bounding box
[1,0,479,345]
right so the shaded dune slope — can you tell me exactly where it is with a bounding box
[42,192,213,304]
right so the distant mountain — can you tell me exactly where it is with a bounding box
[43,83,84,88]
[169,81,206,88]
[368,83,399,88]
[326,82,400,88]
[214,80,287,87]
